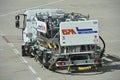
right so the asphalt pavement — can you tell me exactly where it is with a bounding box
[0,0,120,80]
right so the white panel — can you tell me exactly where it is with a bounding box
[60,20,99,46]
[37,21,47,33]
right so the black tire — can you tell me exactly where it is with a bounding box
[22,45,27,56]
[43,53,50,67]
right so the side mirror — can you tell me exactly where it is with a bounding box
[15,20,20,28]
[15,15,20,28]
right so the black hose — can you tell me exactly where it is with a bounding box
[99,36,106,58]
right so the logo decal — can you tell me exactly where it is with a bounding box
[62,27,97,35]
[76,27,97,34]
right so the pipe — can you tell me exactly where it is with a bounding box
[99,36,106,58]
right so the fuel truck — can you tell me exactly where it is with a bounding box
[15,9,105,72]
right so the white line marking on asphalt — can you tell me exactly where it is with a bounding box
[0,0,64,17]
[0,32,5,36]
[28,65,37,74]
[13,48,20,55]
[21,57,28,64]
[8,43,14,47]
[0,0,65,79]
[36,77,42,80]
[103,57,113,62]
[9,43,28,64]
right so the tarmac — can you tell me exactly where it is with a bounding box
[0,0,120,80]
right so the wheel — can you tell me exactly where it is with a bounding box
[22,45,27,56]
[42,53,46,64]
[42,53,50,68]
[38,52,47,65]
[93,64,103,72]
[22,45,30,56]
